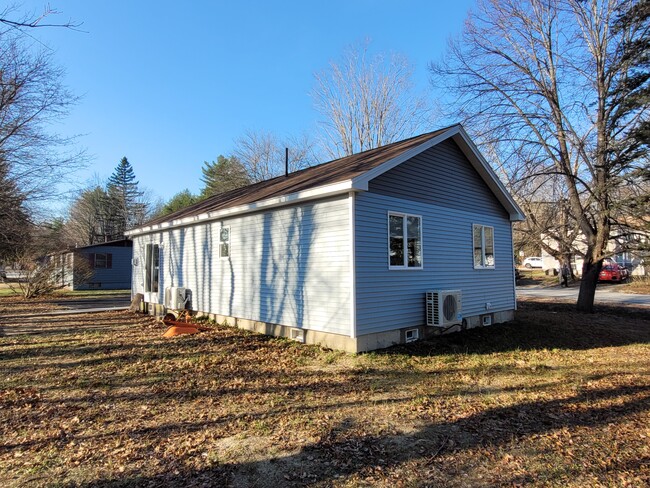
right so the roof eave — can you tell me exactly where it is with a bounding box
[125,180,356,237]
[451,127,525,222]
[350,124,525,222]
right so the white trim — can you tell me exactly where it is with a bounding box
[472,223,496,270]
[349,192,357,339]
[126,125,525,238]
[452,128,525,222]
[351,125,525,222]
[144,242,161,303]
[126,180,356,237]
[510,223,518,311]
[219,225,231,259]
[352,128,458,190]
[388,211,424,270]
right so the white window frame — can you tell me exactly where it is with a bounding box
[144,243,160,293]
[388,212,423,270]
[219,226,230,259]
[473,224,495,269]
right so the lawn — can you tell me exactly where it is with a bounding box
[0,283,131,298]
[0,297,649,487]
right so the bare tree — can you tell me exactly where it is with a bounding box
[431,0,649,312]
[65,186,110,246]
[313,42,432,158]
[0,5,81,30]
[0,6,84,208]
[233,130,317,182]
[5,247,93,299]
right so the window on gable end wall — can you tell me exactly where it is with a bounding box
[219,226,230,258]
[388,212,423,269]
[473,224,495,269]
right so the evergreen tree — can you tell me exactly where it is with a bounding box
[0,161,30,260]
[157,189,199,217]
[200,155,250,198]
[105,157,146,240]
[611,0,649,163]
[609,0,650,242]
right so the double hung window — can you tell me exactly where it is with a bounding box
[473,224,495,268]
[388,213,422,269]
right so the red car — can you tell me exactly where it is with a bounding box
[599,264,623,282]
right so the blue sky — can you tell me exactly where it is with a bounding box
[18,0,475,212]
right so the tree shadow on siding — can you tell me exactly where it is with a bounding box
[259,206,310,329]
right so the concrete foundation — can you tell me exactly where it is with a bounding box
[146,304,515,353]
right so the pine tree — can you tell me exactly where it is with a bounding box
[0,161,30,259]
[158,189,199,217]
[612,0,649,162]
[105,157,145,240]
[200,155,250,198]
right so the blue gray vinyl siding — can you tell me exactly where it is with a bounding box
[132,196,351,335]
[355,139,515,336]
[74,246,133,290]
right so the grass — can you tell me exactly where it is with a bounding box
[0,283,130,299]
[0,286,17,297]
[517,268,563,287]
[51,288,131,298]
[621,275,650,295]
[0,297,649,487]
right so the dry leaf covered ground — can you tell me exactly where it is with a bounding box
[0,297,649,487]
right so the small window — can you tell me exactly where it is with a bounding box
[219,226,230,258]
[388,213,422,269]
[473,224,495,269]
[94,253,107,269]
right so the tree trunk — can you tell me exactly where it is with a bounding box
[577,259,602,313]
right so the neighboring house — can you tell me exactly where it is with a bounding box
[540,234,648,277]
[53,239,133,290]
[126,125,525,352]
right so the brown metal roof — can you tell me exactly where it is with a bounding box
[140,127,453,228]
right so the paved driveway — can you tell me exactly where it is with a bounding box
[517,285,650,307]
[0,293,133,337]
[52,293,131,311]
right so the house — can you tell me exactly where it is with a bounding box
[540,234,648,277]
[125,125,525,352]
[53,239,133,290]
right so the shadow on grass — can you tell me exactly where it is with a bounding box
[380,300,650,357]
[69,383,650,487]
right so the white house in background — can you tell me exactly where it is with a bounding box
[541,234,648,277]
[125,124,525,352]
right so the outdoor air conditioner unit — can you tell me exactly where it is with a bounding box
[165,287,188,310]
[426,290,462,327]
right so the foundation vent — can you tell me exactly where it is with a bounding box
[290,329,305,343]
[405,329,419,343]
